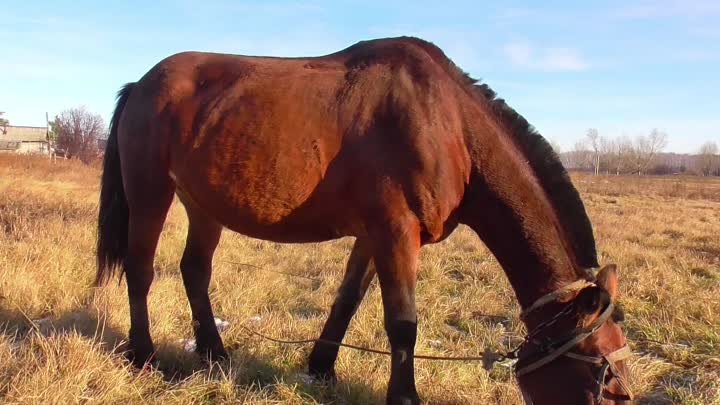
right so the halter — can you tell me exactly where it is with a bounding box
[512,280,634,404]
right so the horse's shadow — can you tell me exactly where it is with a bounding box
[0,304,383,404]
[154,339,384,404]
[4,304,695,404]
[0,304,126,351]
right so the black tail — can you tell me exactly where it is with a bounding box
[96,83,135,286]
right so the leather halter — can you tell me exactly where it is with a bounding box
[514,280,634,404]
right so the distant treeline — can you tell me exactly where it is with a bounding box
[559,129,719,176]
[563,151,720,176]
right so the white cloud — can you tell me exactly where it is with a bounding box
[495,7,540,20]
[541,48,591,71]
[691,26,720,39]
[504,42,533,66]
[503,42,590,72]
[615,0,720,19]
[177,0,326,17]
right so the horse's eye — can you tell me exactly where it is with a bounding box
[611,305,625,323]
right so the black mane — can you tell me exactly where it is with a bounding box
[400,37,599,268]
[470,78,598,268]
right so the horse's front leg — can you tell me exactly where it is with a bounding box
[373,218,422,405]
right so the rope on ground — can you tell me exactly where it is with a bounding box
[238,324,508,368]
[223,260,509,367]
[222,260,321,281]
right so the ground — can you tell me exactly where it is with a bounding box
[1,154,718,405]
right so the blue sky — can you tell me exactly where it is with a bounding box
[2,1,718,153]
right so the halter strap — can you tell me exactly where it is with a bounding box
[515,300,615,376]
[605,346,635,400]
[563,351,605,363]
[514,271,634,404]
[564,344,632,364]
[564,344,634,401]
[515,300,634,403]
[520,279,596,319]
[606,344,632,363]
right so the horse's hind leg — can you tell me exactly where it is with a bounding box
[308,238,375,380]
[177,194,226,360]
[124,183,175,367]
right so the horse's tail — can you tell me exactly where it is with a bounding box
[96,83,135,286]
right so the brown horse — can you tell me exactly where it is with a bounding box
[96,37,631,405]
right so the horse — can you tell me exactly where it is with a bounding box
[96,36,632,405]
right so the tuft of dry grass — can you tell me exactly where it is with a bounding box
[1,154,718,405]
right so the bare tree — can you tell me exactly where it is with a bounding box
[598,136,617,175]
[0,112,8,134]
[616,136,636,174]
[586,128,600,175]
[52,107,106,163]
[549,138,562,155]
[566,139,592,170]
[633,129,668,175]
[697,141,719,176]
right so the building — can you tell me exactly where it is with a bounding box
[0,125,51,154]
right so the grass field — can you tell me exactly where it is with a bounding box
[1,154,718,405]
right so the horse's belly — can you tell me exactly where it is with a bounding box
[202,187,351,243]
[172,148,356,243]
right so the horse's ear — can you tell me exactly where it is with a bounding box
[575,287,610,328]
[596,264,619,299]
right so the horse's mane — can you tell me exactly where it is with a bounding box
[398,37,599,269]
[471,79,599,268]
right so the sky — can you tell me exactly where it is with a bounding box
[2,0,719,153]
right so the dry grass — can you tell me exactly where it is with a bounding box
[1,154,718,405]
[572,173,720,203]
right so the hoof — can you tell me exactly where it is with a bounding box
[197,344,229,362]
[125,346,156,369]
[387,392,421,405]
[127,330,155,369]
[307,366,338,385]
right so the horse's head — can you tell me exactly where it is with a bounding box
[515,265,632,405]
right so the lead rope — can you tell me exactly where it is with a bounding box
[227,263,632,402]
[238,324,512,369]
[226,260,517,368]
[595,361,612,404]
[236,291,619,373]
[229,261,588,368]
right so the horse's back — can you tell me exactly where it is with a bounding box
[119,38,470,243]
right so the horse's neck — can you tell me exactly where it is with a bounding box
[460,119,581,310]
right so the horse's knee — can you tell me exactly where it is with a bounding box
[386,319,417,349]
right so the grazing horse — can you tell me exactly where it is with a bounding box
[97,37,631,405]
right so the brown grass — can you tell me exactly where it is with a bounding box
[572,172,720,202]
[1,154,718,405]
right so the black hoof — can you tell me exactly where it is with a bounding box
[125,345,156,369]
[197,344,229,361]
[127,329,155,368]
[308,366,338,385]
[387,392,421,405]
